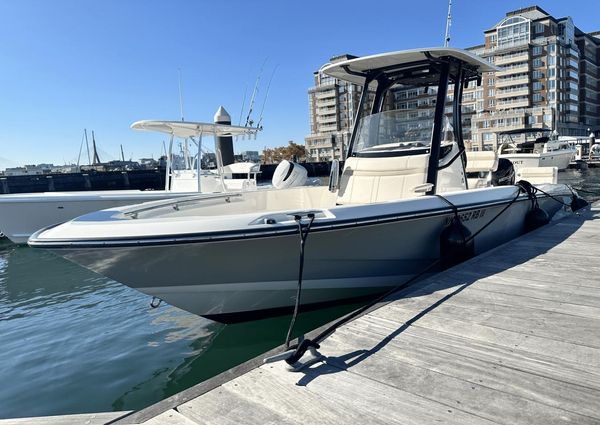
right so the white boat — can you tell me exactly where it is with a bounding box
[29,48,577,323]
[0,118,261,244]
[499,128,576,171]
[590,144,600,160]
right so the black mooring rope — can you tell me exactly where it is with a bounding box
[284,213,315,349]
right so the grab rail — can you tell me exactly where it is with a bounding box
[123,192,242,219]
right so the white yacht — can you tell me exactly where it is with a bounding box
[499,128,576,171]
[29,48,577,323]
[0,119,261,244]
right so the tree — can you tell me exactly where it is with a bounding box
[261,141,306,164]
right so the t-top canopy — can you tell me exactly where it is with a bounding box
[322,47,499,85]
[131,120,261,138]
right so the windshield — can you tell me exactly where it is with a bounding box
[354,109,434,154]
[351,73,459,157]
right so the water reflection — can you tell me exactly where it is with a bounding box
[0,245,214,419]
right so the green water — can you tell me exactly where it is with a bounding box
[0,245,364,419]
[1,168,599,419]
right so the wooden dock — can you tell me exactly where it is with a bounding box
[3,204,600,424]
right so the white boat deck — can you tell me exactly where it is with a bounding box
[3,203,600,425]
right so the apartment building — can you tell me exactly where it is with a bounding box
[305,6,600,157]
[305,54,370,162]
[467,6,600,151]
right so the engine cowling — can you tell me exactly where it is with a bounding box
[272,160,308,189]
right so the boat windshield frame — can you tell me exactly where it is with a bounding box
[346,56,479,194]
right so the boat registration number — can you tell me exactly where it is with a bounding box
[445,209,487,224]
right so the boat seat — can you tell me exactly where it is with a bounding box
[465,151,499,173]
[337,154,429,205]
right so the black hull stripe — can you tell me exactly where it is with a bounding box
[30,193,558,249]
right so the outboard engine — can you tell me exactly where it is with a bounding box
[272,160,308,189]
[491,158,515,186]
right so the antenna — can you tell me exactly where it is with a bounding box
[444,0,452,47]
[256,65,279,129]
[120,144,125,162]
[238,84,248,126]
[245,58,268,127]
[76,130,85,170]
[84,128,91,165]
[178,68,185,121]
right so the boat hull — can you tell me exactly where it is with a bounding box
[0,190,198,244]
[500,150,574,171]
[35,189,570,323]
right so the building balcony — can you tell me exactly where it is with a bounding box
[496,88,530,99]
[496,76,530,88]
[319,124,338,132]
[496,64,529,77]
[317,106,336,114]
[496,98,530,109]
[495,52,529,66]
[317,116,337,125]
[315,90,337,100]
[318,98,337,108]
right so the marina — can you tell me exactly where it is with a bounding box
[2,1,600,423]
[3,200,598,424]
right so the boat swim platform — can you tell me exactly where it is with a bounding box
[3,202,600,425]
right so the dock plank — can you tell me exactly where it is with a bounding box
[142,410,203,425]
[178,362,496,425]
[0,412,129,425]
[339,319,600,390]
[371,304,600,368]
[324,321,600,419]
[319,333,600,424]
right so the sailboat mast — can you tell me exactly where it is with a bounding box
[444,0,453,47]
[84,129,91,165]
[76,130,85,170]
[91,130,101,165]
[178,68,185,122]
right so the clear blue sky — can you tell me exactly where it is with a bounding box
[0,0,597,168]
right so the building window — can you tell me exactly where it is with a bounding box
[496,16,531,49]
[488,99,495,107]
[535,23,544,33]
[533,82,542,91]
[488,78,494,86]
[532,46,542,55]
[488,89,495,97]
[483,133,494,142]
[532,70,543,79]
[533,93,543,102]
[533,58,542,68]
